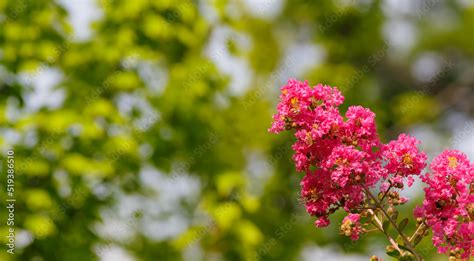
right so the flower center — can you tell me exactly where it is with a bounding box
[306,131,313,145]
[402,153,413,167]
[335,158,348,166]
[290,97,300,112]
[448,156,458,169]
[305,188,318,202]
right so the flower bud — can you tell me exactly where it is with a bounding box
[387,207,395,215]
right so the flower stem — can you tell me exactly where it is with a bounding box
[364,186,423,261]
[380,182,393,203]
[409,222,426,244]
[367,209,403,254]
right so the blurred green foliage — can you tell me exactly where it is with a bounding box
[0,0,473,260]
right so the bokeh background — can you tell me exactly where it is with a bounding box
[0,0,473,260]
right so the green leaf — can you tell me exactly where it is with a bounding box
[398,244,413,254]
[382,220,390,232]
[385,246,400,258]
[400,251,416,261]
[400,255,416,261]
[390,210,399,223]
[398,218,409,232]
[413,235,424,246]
[396,235,405,245]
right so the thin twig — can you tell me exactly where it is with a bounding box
[409,222,426,244]
[365,228,379,233]
[367,209,403,253]
[380,182,393,203]
[364,186,423,261]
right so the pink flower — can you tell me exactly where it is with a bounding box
[315,216,330,228]
[323,145,369,187]
[342,106,381,155]
[300,170,365,227]
[271,80,387,230]
[341,214,363,240]
[300,170,337,226]
[312,83,344,107]
[269,79,313,133]
[382,134,427,188]
[416,150,474,259]
[270,79,474,258]
[270,79,460,249]
[269,79,345,134]
[430,150,472,182]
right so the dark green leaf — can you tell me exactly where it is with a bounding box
[382,220,390,232]
[385,246,401,258]
[398,244,411,252]
[399,218,409,232]
[390,210,399,223]
[413,235,424,246]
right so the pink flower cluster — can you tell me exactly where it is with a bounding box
[270,79,426,227]
[381,134,428,189]
[340,213,362,240]
[415,150,474,259]
[270,79,474,259]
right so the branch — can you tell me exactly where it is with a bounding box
[380,182,393,203]
[367,209,403,254]
[409,221,427,246]
[364,186,423,261]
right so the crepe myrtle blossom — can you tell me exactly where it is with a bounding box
[269,79,344,134]
[342,105,381,155]
[340,213,363,240]
[415,150,474,259]
[382,134,427,189]
[269,79,473,260]
[300,169,366,228]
